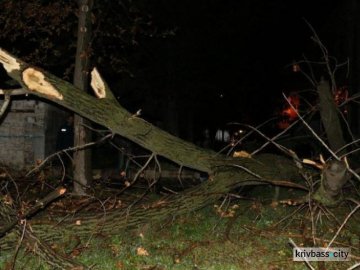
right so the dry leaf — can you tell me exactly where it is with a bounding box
[270,201,278,208]
[3,194,13,205]
[136,246,149,256]
[233,150,251,158]
[70,248,81,257]
[75,220,81,225]
[115,261,124,269]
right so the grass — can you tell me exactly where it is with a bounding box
[1,187,359,270]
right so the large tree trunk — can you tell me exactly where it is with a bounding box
[72,0,94,195]
[0,155,303,252]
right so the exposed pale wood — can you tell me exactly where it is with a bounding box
[22,68,63,100]
[90,68,106,98]
[0,48,21,72]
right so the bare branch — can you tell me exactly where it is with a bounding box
[26,133,113,176]
[326,200,360,249]
[282,93,340,161]
[0,48,21,72]
[0,93,11,118]
[0,88,28,96]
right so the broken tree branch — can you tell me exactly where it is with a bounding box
[0,187,66,237]
[0,93,10,118]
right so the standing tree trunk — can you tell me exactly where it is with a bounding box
[316,79,349,205]
[317,78,346,153]
[73,0,94,194]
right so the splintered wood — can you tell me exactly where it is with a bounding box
[0,48,20,72]
[90,67,106,98]
[22,68,63,100]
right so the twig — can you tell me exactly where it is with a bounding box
[26,133,113,176]
[288,238,315,270]
[336,138,360,156]
[225,117,277,155]
[246,124,298,160]
[327,200,360,249]
[271,204,306,228]
[133,153,154,183]
[227,163,308,190]
[11,219,26,270]
[117,153,155,197]
[251,110,312,156]
[56,153,67,183]
[177,165,184,187]
[348,262,360,270]
[0,88,28,96]
[304,19,337,93]
[0,93,11,118]
[153,154,162,186]
[0,187,67,237]
[282,93,340,161]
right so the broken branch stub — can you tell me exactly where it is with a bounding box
[22,68,63,100]
[90,67,118,102]
[0,48,21,73]
[90,67,106,99]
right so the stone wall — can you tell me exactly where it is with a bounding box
[0,98,66,169]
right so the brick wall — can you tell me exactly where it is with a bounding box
[0,98,66,169]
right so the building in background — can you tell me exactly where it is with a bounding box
[0,98,66,169]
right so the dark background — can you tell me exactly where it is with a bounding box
[0,0,358,143]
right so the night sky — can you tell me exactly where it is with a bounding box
[118,0,349,139]
[0,0,352,140]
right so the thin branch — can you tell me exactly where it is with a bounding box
[26,133,113,176]
[177,165,184,187]
[225,117,277,155]
[247,124,299,160]
[327,200,360,249]
[0,93,11,117]
[282,93,339,161]
[251,110,313,156]
[0,187,66,237]
[336,138,360,156]
[0,88,28,96]
[11,219,26,270]
[154,154,162,186]
[116,153,155,197]
[305,19,337,93]
[289,238,316,270]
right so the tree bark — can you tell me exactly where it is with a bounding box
[313,159,350,207]
[1,158,303,251]
[317,78,346,153]
[0,196,87,269]
[316,78,350,205]
[73,0,94,195]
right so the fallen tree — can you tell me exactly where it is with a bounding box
[0,48,356,268]
[0,48,304,182]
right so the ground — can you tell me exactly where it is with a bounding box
[1,181,359,270]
